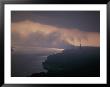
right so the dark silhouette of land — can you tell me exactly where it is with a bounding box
[30,46,100,77]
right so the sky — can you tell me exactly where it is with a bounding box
[11,11,100,53]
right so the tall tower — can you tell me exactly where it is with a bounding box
[80,39,81,49]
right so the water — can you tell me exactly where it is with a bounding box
[11,53,48,77]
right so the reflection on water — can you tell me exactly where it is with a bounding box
[11,47,63,77]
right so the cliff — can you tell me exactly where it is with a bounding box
[31,47,100,77]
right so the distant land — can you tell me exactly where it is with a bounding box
[30,46,100,77]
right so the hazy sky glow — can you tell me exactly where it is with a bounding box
[11,11,100,53]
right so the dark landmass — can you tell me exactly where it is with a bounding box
[30,46,100,77]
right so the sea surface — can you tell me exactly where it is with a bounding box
[11,53,48,77]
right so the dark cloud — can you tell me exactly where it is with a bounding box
[11,11,100,32]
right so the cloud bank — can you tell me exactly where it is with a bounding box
[11,20,100,51]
